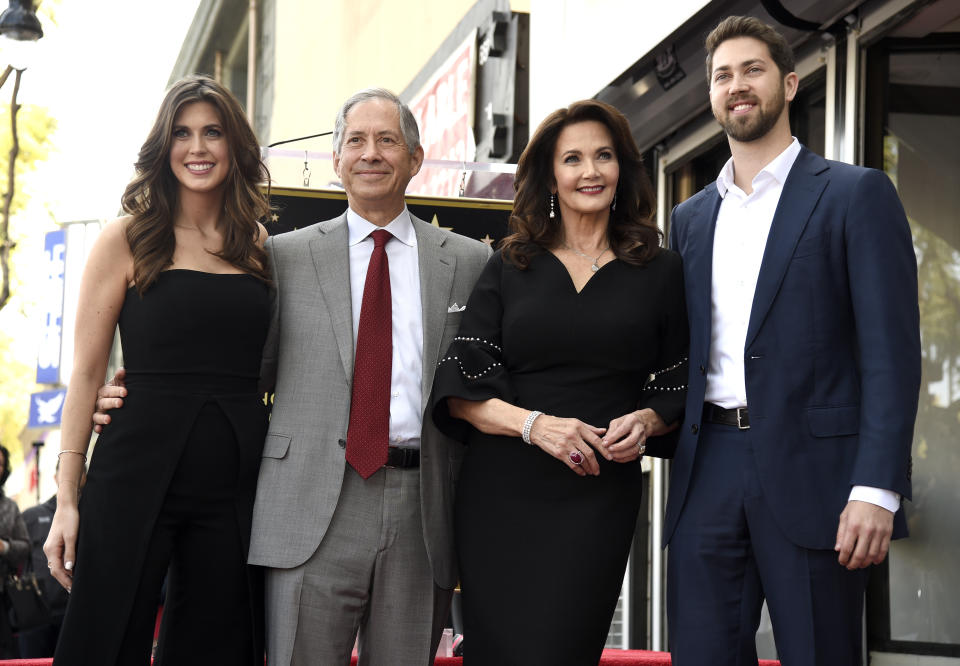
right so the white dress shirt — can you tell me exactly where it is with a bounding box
[347,207,424,449]
[705,139,899,513]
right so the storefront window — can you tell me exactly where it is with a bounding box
[879,45,960,649]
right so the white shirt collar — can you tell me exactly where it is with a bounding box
[716,137,801,198]
[346,207,417,248]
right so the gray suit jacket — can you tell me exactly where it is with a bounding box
[247,211,491,589]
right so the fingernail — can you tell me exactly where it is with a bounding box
[65,561,74,571]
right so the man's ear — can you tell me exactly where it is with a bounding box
[410,145,425,178]
[333,151,342,178]
[784,71,799,103]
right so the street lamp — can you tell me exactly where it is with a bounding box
[0,0,43,310]
[0,0,43,41]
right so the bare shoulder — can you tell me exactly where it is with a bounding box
[90,216,135,284]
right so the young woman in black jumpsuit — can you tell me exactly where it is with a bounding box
[45,75,272,665]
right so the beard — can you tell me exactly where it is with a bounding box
[715,81,786,142]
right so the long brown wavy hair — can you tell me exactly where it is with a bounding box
[121,75,271,294]
[501,99,660,269]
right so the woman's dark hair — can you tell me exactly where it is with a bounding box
[501,99,660,269]
[121,74,271,294]
[0,445,9,488]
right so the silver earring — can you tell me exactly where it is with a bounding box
[611,191,617,211]
[549,193,556,219]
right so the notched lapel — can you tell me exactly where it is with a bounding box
[310,216,354,381]
[684,187,723,350]
[745,150,828,348]
[415,219,456,409]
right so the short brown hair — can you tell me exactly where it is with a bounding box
[501,100,660,269]
[704,16,795,83]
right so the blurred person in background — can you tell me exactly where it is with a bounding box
[18,458,79,657]
[0,444,30,658]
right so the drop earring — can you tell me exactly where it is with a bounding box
[549,193,556,219]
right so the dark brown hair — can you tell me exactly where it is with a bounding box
[501,99,660,269]
[121,75,271,294]
[704,16,795,83]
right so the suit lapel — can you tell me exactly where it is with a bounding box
[745,148,828,348]
[310,214,354,381]
[413,215,456,409]
[686,185,723,354]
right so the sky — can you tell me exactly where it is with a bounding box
[13,0,201,223]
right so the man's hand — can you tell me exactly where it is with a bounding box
[835,500,894,569]
[92,368,127,434]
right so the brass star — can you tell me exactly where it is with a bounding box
[270,213,279,222]
[480,234,494,246]
[430,214,453,231]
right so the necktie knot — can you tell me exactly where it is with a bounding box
[371,229,392,249]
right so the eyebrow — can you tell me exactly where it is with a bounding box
[560,145,615,156]
[713,58,766,75]
[346,129,401,138]
[172,123,222,130]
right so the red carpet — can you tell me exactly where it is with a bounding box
[0,652,781,665]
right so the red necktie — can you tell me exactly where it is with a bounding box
[346,229,393,479]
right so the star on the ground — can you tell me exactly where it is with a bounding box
[430,214,453,231]
[480,234,494,246]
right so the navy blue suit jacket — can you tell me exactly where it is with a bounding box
[666,146,921,550]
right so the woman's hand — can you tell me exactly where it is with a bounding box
[528,414,606,477]
[601,408,667,463]
[43,503,80,592]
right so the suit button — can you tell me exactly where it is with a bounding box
[338,439,346,448]
[699,365,706,375]
[691,424,699,434]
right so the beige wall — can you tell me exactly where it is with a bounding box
[267,0,528,188]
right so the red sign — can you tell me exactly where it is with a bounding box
[408,32,476,197]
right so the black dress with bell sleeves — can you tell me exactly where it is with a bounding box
[432,249,688,666]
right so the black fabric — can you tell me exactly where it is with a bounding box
[431,250,688,665]
[54,270,269,666]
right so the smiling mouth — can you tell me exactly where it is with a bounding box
[729,102,757,114]
[186,163,214,173]
[578,185,605,194]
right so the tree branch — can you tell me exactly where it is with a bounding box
[0,67,23,311]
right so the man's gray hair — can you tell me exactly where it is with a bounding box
[332,88,421,156]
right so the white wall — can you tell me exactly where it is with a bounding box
[528,0,710,128]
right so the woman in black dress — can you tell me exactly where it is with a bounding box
[432,100,688,665]
[45,75,271,665]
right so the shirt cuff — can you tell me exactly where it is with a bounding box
[849,485,901,513]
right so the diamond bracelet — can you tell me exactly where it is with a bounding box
[521,410,543,445]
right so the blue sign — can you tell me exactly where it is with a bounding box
[28,389,67,428]
[36,229,66,384]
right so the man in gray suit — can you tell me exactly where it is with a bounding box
[96,89,490,665]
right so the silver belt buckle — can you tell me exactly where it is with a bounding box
[736,407,750,430]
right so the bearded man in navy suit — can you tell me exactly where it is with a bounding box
[666,16,921,666]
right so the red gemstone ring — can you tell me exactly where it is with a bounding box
[569,450,584,465]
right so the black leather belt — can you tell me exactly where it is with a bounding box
[385,447,420,469]
[703,403,750,430]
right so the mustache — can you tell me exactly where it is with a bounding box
[727,95,761,108]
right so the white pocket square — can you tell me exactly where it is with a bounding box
[447,303,466,313]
